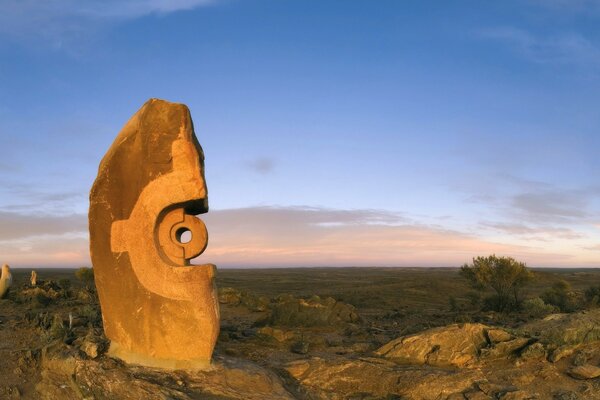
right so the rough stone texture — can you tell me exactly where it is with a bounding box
[285,356,483,400]
[519,310,600,346]
[89,98,219,369]
[375,323,492,367]
[568,364,600,380]
[257,326,295,342]
[30,271,37,287]
[268,295,359,327]
[36,343,294,400]
[519,342,546,360]
[0,264,13,298]
[481,338,532,359]
[549,345,578,363]
[486,328,514,344]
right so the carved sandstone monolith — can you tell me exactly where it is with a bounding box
[31,270,37,286]
[0,264,13,298]
[89,98,219,369]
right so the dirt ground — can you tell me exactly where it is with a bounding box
[1,267,600,399]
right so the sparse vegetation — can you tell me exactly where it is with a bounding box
[75,267,95,290]
[2,267,600,399]
[585,285,600,307]
[460,255,534,312]
[541,280,580,312]
[522,297,557,318]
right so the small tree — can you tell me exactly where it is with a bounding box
[460,255,533,312]
[541,280,578,312]
[585,286,600,307]
[75,267,95,290]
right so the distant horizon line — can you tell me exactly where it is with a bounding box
[7,265,600,270]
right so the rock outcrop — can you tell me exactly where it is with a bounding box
[285,356,483,400]
[268,295,359,327]
[375,323,494,367]
[519,310,600,347]
[37,343,295,400]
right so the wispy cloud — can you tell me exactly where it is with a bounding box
[0,0,219,45]
[510,189,590,223]
[584,244,600,251]
[0,211,87,240]
[481,221,584,240]
[197,206,575,268]
[481,27,600,68]
[245,157,277,175]
[1,205,593,268]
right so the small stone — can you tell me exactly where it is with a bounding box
[549,345,577,363]
[486,328,513,344]
[519,342,546,360]
[569,364,600,380]
[572,350,588,366]
[291,341,309,354]
[553,390,579,400]
[498,390,537,400]
[258,326,294,342]
[464,390,493,399]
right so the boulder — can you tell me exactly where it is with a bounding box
[568,364,600,380]
[285,356,483,400]
[519,342,546,360]
[519,310,600,346]
[257,326,294,342]
[37,344,295,400]
[218,287,242,305]
[268,295,358,327]
[481,338,532,359]
[486,328,513,344]
[375,323,491,367]
[548,345,578,363]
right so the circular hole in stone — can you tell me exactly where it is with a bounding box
[176,228,192,244]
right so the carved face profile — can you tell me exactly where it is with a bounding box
[89,99,219,369]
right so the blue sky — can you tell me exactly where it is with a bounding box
[0,0,599,267]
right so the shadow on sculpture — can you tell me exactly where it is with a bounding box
[89,98,219,369]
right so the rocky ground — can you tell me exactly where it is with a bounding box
[1,267,600,399]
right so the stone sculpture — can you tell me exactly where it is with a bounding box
[89,98,219,369]
[31,270,37,286]
[0,264,13,298]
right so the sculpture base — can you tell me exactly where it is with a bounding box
[108,342,213,371]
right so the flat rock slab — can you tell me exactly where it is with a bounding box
[285,356,483,400]
[37,346,294,400]
[375,323,494,367]
[569,364,600,380]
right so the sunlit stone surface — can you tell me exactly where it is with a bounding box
[89,98,219,369]
[0,264,12,298]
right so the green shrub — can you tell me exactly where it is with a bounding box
[75,267,95,290]
[58,278,72,290]
[460,255,533,312]
[522,297,557,318]
[541,280,579,312]
[585,286,600,307]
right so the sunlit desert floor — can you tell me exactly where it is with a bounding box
[1,267,600,399]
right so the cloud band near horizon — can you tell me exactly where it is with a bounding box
[0,205,596,269]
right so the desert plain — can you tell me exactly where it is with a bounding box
[1,266,600,399]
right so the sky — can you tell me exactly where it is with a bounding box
[0,0,599,268]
